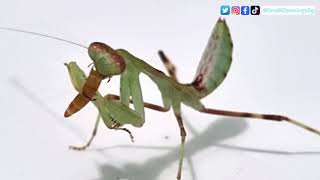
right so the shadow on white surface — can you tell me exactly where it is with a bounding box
[8,76,85,139]
[91,118,248,180]
[8,75,320,180]
[92,117,320,180]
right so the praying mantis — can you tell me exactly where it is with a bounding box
[1,18,320,180]
[63,18,320,179]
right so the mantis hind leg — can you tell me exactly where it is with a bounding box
[158,50,178,81]
[69,114,101,151]
[201,107,320,136]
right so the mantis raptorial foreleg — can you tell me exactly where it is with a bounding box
[65,62,143,150]
[70,93,172,151]
[103,50,178,113]
[69,111,135,151]
[64,43,126,118]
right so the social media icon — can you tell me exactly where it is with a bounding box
[220,5,230,15]
[251,6,260,15]
[231,6,240,15]
[241,6,250,15]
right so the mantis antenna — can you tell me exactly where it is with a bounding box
[0,26,88,49]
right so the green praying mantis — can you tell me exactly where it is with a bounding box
[1,18,320,180]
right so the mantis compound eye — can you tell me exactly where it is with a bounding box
[88,42,126,76]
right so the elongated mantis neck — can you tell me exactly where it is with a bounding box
[117,49,173,81]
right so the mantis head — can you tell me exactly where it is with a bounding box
[88,42,126,77]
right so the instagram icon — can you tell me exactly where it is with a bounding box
[232,6,240,15]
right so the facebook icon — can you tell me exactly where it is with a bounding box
[241,6,250,15]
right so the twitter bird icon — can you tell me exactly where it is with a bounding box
[220,5,230,15]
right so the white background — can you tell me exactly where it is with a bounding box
[0,0,319,180]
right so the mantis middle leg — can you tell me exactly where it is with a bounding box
[69,113,101,151]
[158,50,178,82]
[70,95,170,151]
[173,104,186,180]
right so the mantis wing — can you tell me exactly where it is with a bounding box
[192,18,233,98]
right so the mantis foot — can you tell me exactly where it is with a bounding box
[69,144,90,151]
[115,128,135,142]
